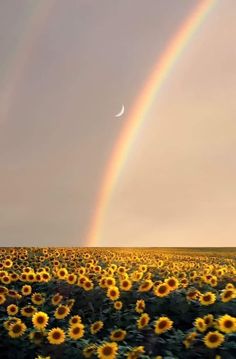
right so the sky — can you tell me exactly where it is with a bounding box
[0,0,236,247]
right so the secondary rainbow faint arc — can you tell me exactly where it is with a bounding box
[86,0,216,246]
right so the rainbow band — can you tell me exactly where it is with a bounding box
[86,0,216,246]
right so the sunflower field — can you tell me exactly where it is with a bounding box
[0,247,235,359]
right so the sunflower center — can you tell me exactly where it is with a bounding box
[158,320,167,329]
[224,320,233,328]
[12,324,22,333]
[37,316,45,324]
[52,331,61,340]
[102,346,113,355]
[209,334,218,343]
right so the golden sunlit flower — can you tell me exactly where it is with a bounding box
[120,279,132,291]
[68,323,85,339]
[137,313,150,329]
[194,317,207,333]
[21,285,32,296]
[138,280,153,292]
[203,331,224,349]
[154,316,173,335]
[7,304,19,316]
[8,321,27,338]
[135,299,145,313]
[199,292,216,306]
[51,293,63,306]
[110,329,127,341]
[114,301,123,310]
[97,342,118,359]
[21,305,36,317]
[217,314,236,333]
[83,344,97,358]
[127,346,145,359]
[54,305,70,319]
[107,286,120,301]
[183,332,198,348]
[154,283,170,297]
[32,311,49,330]
[220,288,236,303]
[90,320,104,334]
[203,314,214,328]
[31,292,45,305]
[47,327,65,345]
[165,277,179,291]
[69,315,82,326]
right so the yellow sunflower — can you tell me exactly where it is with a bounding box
[21,285,32,296]
[68,323,85,339]
[97,342,118,359]
[83,344,97,358]
[8,321,27,338]
[218,314,236,333]
[154,316,173,334]
[7,304,19,316]
[31,292,45,305]
[114,301,123,310]
[203,331,224,349]
[47,327,65,345]
[154,283,170,297]
[220,289,236,303]
[137,313,150,329]
[69,315,82,326]
[107,286,120,301]
[135,299,145,313]
[54,305,70,319]
[199,292,216,306]
[120,279,132,291]
[110,329,127,341]
[90,320,104,334]
[32,311,49,330]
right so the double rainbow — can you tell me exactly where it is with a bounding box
[86,0,216,246]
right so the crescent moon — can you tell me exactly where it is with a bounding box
[115,104,125,117]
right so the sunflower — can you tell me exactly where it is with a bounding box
[135,300,145,313]
[0,293,6,305]
[203,331,224,349]
[199,292,216,306]
[110,329,127,341]
[220,288,236,303]
[21,285,32,296]
[54,305,70,319]
[217,314,236,333]
[154,283,170,297]
[83,344,97,358]
[204,314,214,328]
[51,293,63,306]
[138,280,153,292]
[165,277,179,291]
[7,304,19,316]
[183,332,198,348]
[105,276,116,287]
[194,317,207,332]
[120,279,132,291]
[4,317,21,330]
[107,286,120,301]
[67,273,77,284]
[32,311,49,330]
[31,292,45,305]
[97,342,118,359]
[21,305,36,317]
[114,301,123,310]
[137,313,150,329]
[90,320,104,334]
[127,346,145,359]
[47,327,65,345]
[68,323,85,339]
[57,268,68,280]
[69,315,82,326]
[154,316,173,334]
[83,280,94,291]
[8,321,27,338]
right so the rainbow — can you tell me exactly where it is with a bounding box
[86,0,216,246]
